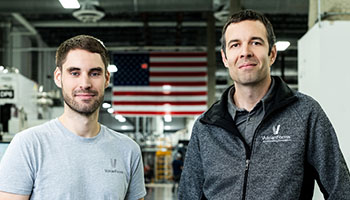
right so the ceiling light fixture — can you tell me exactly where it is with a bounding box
[102,102,111,108]
[72,1,105,23]
[58,0,80,9]
[276,41,290,51]
[108,64,118,73]
[107,108,114,114]
[115,115,126,123]
[164,114,172,122]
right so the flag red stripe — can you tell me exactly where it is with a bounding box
[149,82,207,86]
[113,101,207,105]
[150,52,207,57]
[114,111,205,115]
[150,62,207,67]
[150,72,207,77]
[113,91,207,96]
[112,51,208,116]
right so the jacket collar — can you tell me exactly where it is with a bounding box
[200,76,297,126]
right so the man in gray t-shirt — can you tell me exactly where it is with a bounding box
[0,35,146,200]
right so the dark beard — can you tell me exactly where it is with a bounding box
[62,89,104,117]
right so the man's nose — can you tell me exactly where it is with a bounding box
[240,44,253,58]
[80,73,92,89]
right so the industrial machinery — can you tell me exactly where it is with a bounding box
[0,69,38,139]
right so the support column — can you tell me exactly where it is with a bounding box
[0,26,3,65]
[206,11,216,106]
[229,0,241,14]
[309,0,350,29]
[3,24,12,67]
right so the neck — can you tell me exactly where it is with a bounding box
[233,76,271,112]
[58,107,100,138]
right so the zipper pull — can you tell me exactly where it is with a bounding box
[245,159,250,171]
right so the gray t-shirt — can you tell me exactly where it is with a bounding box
[0,119,146,200]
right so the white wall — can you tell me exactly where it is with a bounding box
[298,21,350,199]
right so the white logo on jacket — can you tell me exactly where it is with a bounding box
[273,124,280,135]
[262,124,292,143]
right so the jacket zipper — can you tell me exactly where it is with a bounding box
[242,157,251,200]
[241,108,283,200]
[241,118,266,200]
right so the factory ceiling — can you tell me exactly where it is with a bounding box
[0,0,308,48]
[0,0,309,132]
[1,0,309,83]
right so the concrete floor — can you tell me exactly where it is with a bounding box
[144,183,178,200]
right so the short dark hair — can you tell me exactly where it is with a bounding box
[221,9,276,56]
[55,35,109,70]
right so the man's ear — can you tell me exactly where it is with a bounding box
[54,67,62,88]
[221,49,229,68]
[269,45,277,65]
[105,70,110,89]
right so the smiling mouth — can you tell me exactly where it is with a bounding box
[239,63,257,69]
[74,93,96,100]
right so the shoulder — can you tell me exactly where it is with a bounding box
[11,119,56,144]
[101,125,141,151]
[293,91,324,111]
[190,115,212,139]
[287,91,330,123]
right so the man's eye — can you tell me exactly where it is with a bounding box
[71,72,79,76]
[252,41,262,45]
[230,43,239,48]
[91,72,101,77]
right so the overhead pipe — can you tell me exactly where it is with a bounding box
[321,12,350,19]
[11,13,38,35]
[133,0,138,12]
[8,45,207,52]
[0,22,11,28]
[317,0,321,27]
[32,21,207,28]
[11,12,48,83]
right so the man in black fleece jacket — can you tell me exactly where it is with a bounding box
[178,9,350,200]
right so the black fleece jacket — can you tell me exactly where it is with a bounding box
[179,76,350,200]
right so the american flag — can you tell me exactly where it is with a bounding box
[112,52,208,116]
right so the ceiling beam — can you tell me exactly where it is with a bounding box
[32,21,208,28]
[11,13,38,35]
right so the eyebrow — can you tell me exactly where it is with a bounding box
[66,67,80,72]
[227,37,266,46]
[89,67,103,72]
[66,67,103,72]
[227,39,240,46]
[251,37,266,43]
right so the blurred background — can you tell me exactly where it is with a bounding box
[1,0,350,199]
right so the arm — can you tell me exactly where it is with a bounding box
[306,104,350,199]
[0,191,29,200]
[126,145,147,200]
[0,134,35,198]
[178,123,205,200]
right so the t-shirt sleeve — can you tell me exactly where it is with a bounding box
[126,145,146,200]
[0,133,35,195]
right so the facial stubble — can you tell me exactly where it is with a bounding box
[62,86,104,116]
